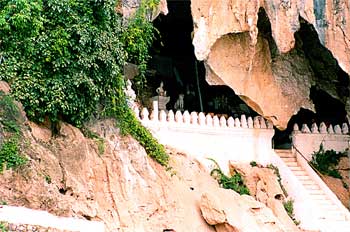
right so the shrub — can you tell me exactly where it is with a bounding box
[0,136,27,173]
[310,144,346,179]
[209,158,250,195]
[0,92,26,173]
[250,161,257,167]
[0,222,8,232]
[283,199,300,225]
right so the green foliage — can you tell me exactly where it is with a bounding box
[111,98,169,166]
[283,200,300,225]
[250,161,257,167]
[121,0,160,91]
[310,144,346,179]
[0,0,168,166]
[0,222,8,232]
[0,92,26,173]
[267,164,288,197]
[0,136,27,173]
[209,158,250,195]
[0,91,21,133]
[0,0,126,126]
[44,174,52,184]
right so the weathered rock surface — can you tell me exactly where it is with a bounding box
[200,191,287,232]
[229,162,301,232]
[191,0,350,129]
[0,119,217,232]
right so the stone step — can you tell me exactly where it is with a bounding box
[285,161,298,167]
[296,175,312,180]
[309,194,329,200]
[299,179,315,185]
[289,166,302,171]
[292,170,307,176]
[281,157,297,162]
[275,149,295,158]
[308,189,325,195]
[304,184,320,190]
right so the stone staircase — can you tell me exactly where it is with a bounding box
[275,149,350,231]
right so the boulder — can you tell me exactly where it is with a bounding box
[200,191,287,232]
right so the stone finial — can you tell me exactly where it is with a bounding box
[159,110,167,122]
[311,123,319,133]
[334,124,342,134]
[234,118,241,128]
[183,111,191,124]
[266,120,274,129]
[198,112,206,125]
[213,116,220,127]
[260,117,267,129]
[141,108,149,121]
[319,122,327,133]
[253,116,260,129]
[327,124,334,134]
[247,117,253,128]
[190,112,198,125]
[301,124,311,133]
[167,110,175,123]
[341,123,349,134]
[293,123,299,131]
[241,115,247,128]
[227,117,235,128]
[175,110,183,123]
[206,114,213,126]
[220,116,227,127]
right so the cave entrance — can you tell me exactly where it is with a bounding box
[145,0,257,117]
[272,18,349,149]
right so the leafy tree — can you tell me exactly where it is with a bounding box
[0,0,169,166]
[0,0,126,126]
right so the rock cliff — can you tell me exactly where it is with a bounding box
[0,81,300,231]
[191,0,350,129]
[0,118,299,232]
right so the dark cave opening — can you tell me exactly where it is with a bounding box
[145,0,257,117]
[271,16,349,148]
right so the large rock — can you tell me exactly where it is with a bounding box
[191,0,350,74]
[200,191,287,232]
[229,162,300,232]
[205,32,314,128]
[191,0,350,129]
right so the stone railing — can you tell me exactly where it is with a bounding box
[134,103,275,173]
[292,122,350,161]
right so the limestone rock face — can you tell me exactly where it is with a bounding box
[0,120,216,232]
[229,162,301,232]
[205,32,314,128]
[200,191,287,232]
[191,0,350,129]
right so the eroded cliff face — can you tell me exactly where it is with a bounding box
[0,118,300,232]
[191,0,350,129]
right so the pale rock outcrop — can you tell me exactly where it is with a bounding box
[229,162,301,232]
[200,191,287,232]
[191,0,350,129]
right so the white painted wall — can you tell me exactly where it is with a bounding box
[137,106,275,173]
[292,122,350,161]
